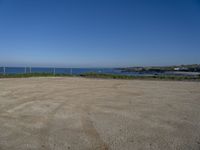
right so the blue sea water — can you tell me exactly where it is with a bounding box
[0,67,127,75]
[0,67,196,77]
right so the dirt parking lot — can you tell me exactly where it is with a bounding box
[0,77,200,150]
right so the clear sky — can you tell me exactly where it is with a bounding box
[0,0,200,67]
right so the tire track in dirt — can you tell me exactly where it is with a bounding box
[0,84,112,150]
[37,90,95,150]
[0,93,48,114]
[38,102,65,150]
[0,97,38,114]
[112,82,143,97]
[80,105,110,150]
[0,87,87,115]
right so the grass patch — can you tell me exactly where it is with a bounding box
[0,73,73,78]
[80,72,200,81]
[0,72,199,81]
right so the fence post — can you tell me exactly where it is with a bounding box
[53,68,56,75]
[3,67,5,75]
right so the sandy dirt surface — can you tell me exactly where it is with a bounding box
[0,77,200,150]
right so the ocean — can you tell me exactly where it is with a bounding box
[1,67,195,77]
[0,67,126,75]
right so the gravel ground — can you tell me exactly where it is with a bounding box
[0,77,200,150]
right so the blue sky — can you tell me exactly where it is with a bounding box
[0,0,200,67]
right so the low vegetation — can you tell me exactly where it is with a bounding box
[80,73,200,81]
[0,73,73,78]
[0,72,200,81]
